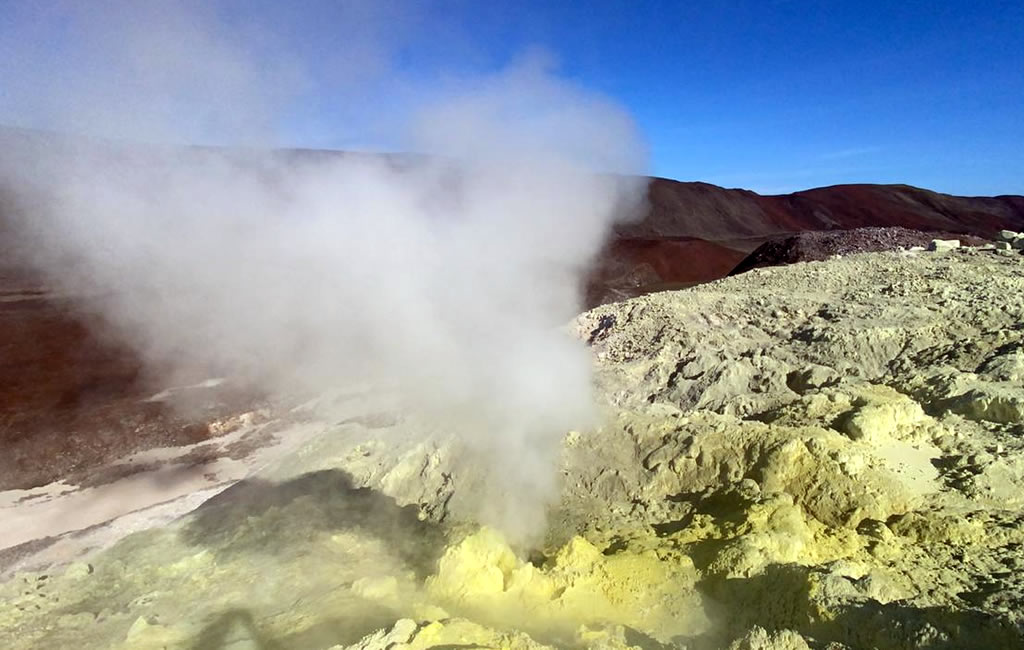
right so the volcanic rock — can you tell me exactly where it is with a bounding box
[728,226,986,276]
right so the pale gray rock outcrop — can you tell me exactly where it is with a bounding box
[928,238,960,251]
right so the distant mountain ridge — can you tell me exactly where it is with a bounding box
[590,178,1024,304]
[2,125,1022,303]
[629,178,1024,241]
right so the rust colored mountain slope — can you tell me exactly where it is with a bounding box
[621,178,1024,241]
[590,178,1024,303]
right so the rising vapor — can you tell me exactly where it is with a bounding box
[0,0,648,541]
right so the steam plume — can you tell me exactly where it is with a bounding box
[0,1,648,541]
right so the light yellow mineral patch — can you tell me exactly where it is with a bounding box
[841,391,927,442]
[727,626,812,650]
[425,527,710,643]
[869,438,940,497]
[888,510,987,545]
[339,617,556,650]
[428,527,532,599]
[687,496,862,579]
[116,616,186,649]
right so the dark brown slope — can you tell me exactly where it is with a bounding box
[727,227,991,277]
[586,237,747,306]
[0,292,262,491]
[621,179,1024,241]
[0,226,263,490]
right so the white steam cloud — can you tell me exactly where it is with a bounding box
[0,1,648,541]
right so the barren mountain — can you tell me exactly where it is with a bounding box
[589,179,1024,303]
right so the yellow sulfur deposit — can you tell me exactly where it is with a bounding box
[424,527,711,644]
[5,251,1024,649]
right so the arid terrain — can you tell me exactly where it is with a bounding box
[3,0,1021,647]
[2,241,1024,649]
[2,144,1022,495]
[3,132,1024,649]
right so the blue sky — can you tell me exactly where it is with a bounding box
[376,0,1023,195]
[2,0,1022,195]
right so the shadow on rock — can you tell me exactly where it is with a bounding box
[180,468,447,580]
[188,608,283,650]
[693,563,1024,650]
[819,600,1024,650]
[187,604,397,650]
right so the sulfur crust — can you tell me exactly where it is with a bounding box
[4,249,1024,649]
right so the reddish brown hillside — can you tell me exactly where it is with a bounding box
[0,230,262,490]
[618,179,1024,241]
[591,179,1024,304]
[784,184,1024,235]
[586,237,747,306]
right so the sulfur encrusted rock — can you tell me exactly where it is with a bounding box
[928,238,960,251]
[727,626,813,650]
